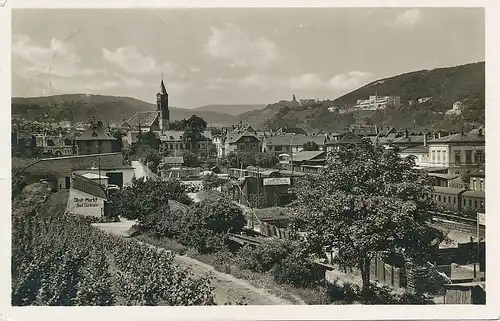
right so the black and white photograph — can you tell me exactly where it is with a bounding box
[3,2,496,320]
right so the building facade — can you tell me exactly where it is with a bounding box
[76,122,116,155]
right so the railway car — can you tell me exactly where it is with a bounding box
[429,186,485,217]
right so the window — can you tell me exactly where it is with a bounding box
[169,144,173,150]
[475,150,484,163]
[437,151,441,163]
[454,151,461,164]
[480,179,484,191]
[468,199,472,207]
[438,195,441,202]
[473,179,477,190]
[432,150,436,163]
[453,197,456,204]
[92,132,98,137]
[463,199,466,206]
[443,196,446,203]
[465,150,472,164]
[474,200,478,208]
[443,152,447,164]
[448,196,451,203]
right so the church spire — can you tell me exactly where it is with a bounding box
[160,79,167,95]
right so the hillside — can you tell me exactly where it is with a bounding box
[193,104,266,116]
[237,62,485,132]
[11,94,236,126]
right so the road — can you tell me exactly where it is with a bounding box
[92,219,299,305]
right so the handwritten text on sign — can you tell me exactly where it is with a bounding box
[263,177,291,186]
[74,197,100,208]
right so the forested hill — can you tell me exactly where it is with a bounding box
[333,61,484,109]
[11,94,237,126]
[237,61,485,132]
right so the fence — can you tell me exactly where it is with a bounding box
[436,242,485,270]
[259,221,290,239]
[370,254,406,288]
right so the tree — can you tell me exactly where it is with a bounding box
[138,130,161,150]
[177,192,245,253]
[183,150,200,167]
[139,148,162,173]
[202,172,223,191]
[303,141,320,151]
[109,177,193,222]
[182,115,207,151]
[290,142,444,300]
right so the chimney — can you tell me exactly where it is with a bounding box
[423,132,427,146]
[461,126,464,136]
[405,129,409,138]
[478,127,483,136]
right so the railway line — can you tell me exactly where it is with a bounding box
[430,211,485,236]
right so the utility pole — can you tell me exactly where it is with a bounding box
[257,166,260,209]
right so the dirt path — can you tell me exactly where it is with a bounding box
[93,220,297,305]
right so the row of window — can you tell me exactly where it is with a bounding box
[471,178,485,191]
[430,193,485,209]
[238,143,258,150]
[164,143,210,150]
[430,149,484,164]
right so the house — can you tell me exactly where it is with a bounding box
[23,152,134,190]
[427,129,485,175]
[348,124,380,137]
[469,165,485,191]
[391,130,429,150]
[159,157,184,170]
[224,131,261,154]
[399,145,431,168]
[279,150,326,173]
[263,135,326,154]
[325,131,365,152]
[66,173,109,219]
[76,121,116,155]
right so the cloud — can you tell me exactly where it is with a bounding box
[102,46,174,74]
[238,71,374,93]
[12,34,106,78]
[204,24,280,68]
[385,9,422,27]
[328,71,375,91]
[12,34,147,95]
[204,76,231,90]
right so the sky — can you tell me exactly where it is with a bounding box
[11,8,484,109]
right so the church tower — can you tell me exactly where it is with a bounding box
[156,79,170,131]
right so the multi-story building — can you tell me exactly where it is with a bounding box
[76,122,117,155]
[224,131,261,154]
[352,95,401,111]
[263,134,326,154]
[427,129,485,175]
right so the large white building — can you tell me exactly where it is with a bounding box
[353,95,401,111]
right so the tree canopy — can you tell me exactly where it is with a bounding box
[303,141,320,151]
[290,142,443,297]
[182,115,207,151]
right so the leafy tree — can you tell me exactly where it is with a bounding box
[109,177,193,222]
[290,142,444,299]
[177,192,245,253]
[182,115,207,151]
[169,120,185,131]
[183,150,200,167]
[202,172,223,191]
[138,130,161,150]
[303,141,320,151]
[138,148,162,173]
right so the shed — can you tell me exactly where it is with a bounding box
[443,282,486,304]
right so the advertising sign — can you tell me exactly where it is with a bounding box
[263,177,291,186]
[477,213,485,226]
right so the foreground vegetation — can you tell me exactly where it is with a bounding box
[12,185,215,306]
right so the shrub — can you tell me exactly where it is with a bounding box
[271,254,317,287]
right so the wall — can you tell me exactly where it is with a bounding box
[77,140,114,155]
[66,188,105,218]
[76,168,134,187]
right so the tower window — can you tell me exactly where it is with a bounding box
[92,132,98,137]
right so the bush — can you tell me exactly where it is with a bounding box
[271,255,317,287]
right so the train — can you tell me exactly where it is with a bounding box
[429,186,485,217]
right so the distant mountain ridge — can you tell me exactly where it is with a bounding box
[11,94,237,126]
[193,104,267,116]
[237,61,485,132]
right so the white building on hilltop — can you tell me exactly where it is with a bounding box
[353,95,401,111]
